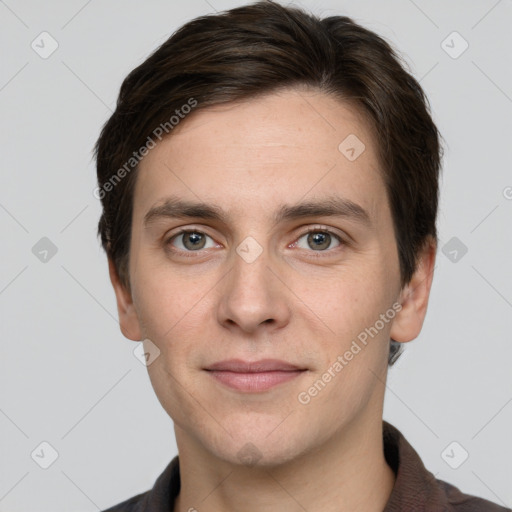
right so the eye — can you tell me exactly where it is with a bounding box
[165,227,345,258]
[166,230,217,254]
[294,228,343,252]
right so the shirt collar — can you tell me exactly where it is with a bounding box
[382,420,449,510]
[142,421,450,511]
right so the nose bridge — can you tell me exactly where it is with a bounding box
[218,232,288,331]
[230,234,272,300]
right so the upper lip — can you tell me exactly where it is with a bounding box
[205,359,304,372]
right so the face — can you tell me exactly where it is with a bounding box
[111,88,434,467]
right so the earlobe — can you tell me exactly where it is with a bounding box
[108,258,142,341]
[390,238,437,344]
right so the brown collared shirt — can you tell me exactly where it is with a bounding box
[102,421,510,511]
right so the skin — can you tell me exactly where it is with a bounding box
[109,87,436,512]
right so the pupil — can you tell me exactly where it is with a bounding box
[309,232,329,250]
[185,232,205,250]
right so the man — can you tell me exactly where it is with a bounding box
[95,1,510,510]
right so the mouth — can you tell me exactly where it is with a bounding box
[204,359,307,392]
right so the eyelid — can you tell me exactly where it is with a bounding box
[295,224,346,240]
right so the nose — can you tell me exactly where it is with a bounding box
[217,239,291,335]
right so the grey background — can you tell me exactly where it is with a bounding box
[1,0,511,510]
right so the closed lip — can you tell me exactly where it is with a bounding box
[204,359,305,372]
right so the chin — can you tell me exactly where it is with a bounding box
[213,442,302,469]
[202,420,315,469]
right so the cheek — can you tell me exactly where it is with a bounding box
[296,277,392,423]
[302,266,389,339]
[131,264,220,395]
[132,253,208,336]
[134,269,212,420]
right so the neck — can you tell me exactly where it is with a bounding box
[173,414,395,512]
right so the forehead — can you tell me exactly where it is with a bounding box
[133,88,386,225]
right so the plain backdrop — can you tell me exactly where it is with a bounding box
[1,0,511,510]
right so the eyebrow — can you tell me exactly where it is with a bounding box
[143,195,372,229]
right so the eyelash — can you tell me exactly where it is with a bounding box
[164,226,346,259]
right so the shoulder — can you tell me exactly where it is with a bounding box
[437,478,511,512]
[382,421,510,512]
[100,455,180,511]
[101,490,149,512]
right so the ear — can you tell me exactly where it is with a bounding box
[390,237,437,343]
[108,257,142,341]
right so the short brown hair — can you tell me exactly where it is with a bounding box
[94,0,443,365]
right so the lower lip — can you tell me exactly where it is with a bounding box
[207,370,305,392]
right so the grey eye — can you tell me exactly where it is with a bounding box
[296,231,341,251]
[171,231,215,251]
